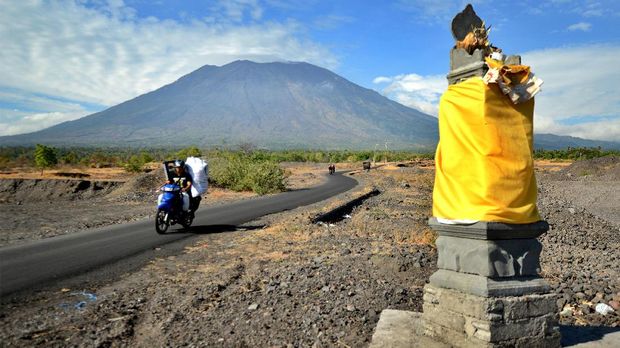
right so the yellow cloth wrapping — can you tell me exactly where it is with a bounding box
[432,77,540,223]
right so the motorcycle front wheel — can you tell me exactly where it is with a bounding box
[155,208,169,234]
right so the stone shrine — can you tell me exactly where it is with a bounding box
[371,4,560,347]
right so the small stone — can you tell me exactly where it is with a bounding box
[580,304,592,314]
[346,304,356,312]
[609,300,620,310]
[556,298,568,310]
[593,293,605,303]
[568,208,576,214]
[248,303,259,311]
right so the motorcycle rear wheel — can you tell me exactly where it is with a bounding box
[181,211,193,229]
[155,208,169,234]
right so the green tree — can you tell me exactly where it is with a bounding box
[34,144,58,174]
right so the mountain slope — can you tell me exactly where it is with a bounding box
[3,60,618,150]
[0,61,438,149]
[534,134,620,150]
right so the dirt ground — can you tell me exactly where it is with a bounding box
[1,158,619,347]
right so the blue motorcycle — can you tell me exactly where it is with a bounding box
[155,182,193,234]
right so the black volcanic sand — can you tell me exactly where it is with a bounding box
[1,159,619,347]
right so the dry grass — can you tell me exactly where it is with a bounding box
[534,160,572,173]
[0,165,132,181]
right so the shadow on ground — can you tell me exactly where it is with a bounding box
[561,325,620,347]
[166,224,265,235]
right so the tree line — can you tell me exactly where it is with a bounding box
[0,145,434,171]
[1,145,617,195]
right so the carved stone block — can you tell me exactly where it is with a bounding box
[436,236,542,277]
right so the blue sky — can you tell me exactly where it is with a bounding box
[1,0,619,141]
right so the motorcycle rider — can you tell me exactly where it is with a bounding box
[168,160,193,214]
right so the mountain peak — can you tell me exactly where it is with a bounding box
[0,61,439,149]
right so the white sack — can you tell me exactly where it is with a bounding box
[185,156,209,197]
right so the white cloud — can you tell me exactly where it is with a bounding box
[396,0,487,23]
[372,76,392,84]
[519,1,616,23]
[524,44,620,141]
[375,44,620,141]
[208,0,264,23]
[567,22,591,31]
[373,74,446,116]
[0,109,89,136]
[313,14,355,30]
[0,0,337,135]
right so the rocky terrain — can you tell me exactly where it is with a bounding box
[0,158,618,347]
[537,156,620,326]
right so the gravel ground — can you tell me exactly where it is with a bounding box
[537,157,620,326]
[0,158,618,347]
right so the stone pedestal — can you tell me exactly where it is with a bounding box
[421,218,560,347]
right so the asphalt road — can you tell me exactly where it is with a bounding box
[0,172,357,296]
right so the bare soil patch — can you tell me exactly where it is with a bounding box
[0,166,131,181]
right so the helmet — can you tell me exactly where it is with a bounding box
[173,160,185,168]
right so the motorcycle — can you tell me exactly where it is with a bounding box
[155,183,193,234]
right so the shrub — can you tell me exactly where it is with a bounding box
[124,155,145,173]
[0,156,10,170]
[139,151,154,164]
[209,154,286,195]
[248,161,286,195]
[176,146,202,159]
[60,151,79,165]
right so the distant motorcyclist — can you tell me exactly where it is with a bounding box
[167,160,194,214]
